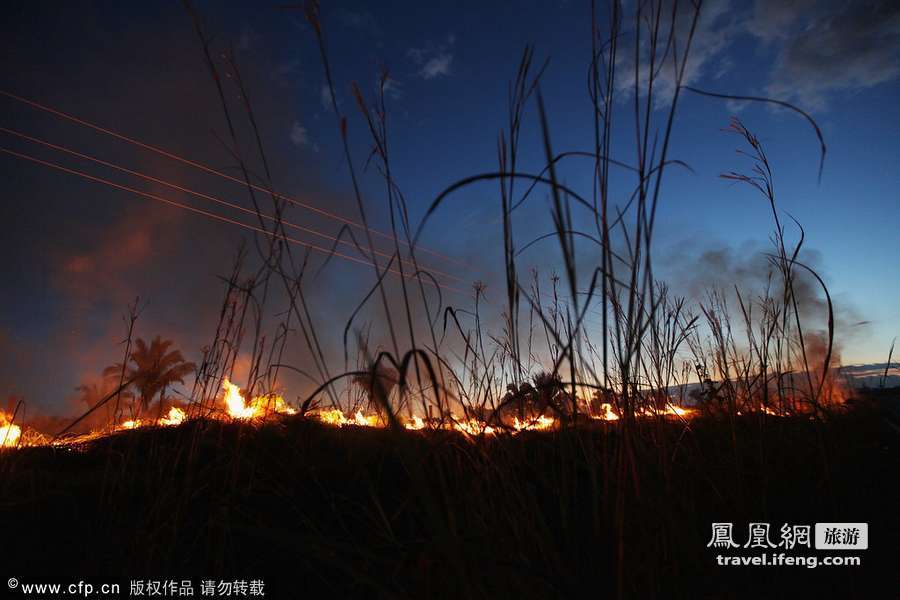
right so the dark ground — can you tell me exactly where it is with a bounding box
[1,391,898,599]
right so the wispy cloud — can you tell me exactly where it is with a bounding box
[745,0,819,42]
[290,121,310,146]
[408,34,456,80]
[614,0,736,105]
[290,121,320,152]
[382,75,403,99]
[337,8,382,37]
[420,53,453,79]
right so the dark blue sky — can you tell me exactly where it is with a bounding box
[2,1,898,414]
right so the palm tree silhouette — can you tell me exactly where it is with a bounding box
[104,336,195,414]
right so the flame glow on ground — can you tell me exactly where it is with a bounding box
[2,377,827,451]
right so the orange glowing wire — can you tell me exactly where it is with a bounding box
[0,89,465,268]
[0,126,467,287]
[0,146,468,297]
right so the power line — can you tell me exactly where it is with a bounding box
[0,145,469,297]
[0,126,467,287]
[0,89,466,268]
[2,141,601,329]
[1,143,605,333]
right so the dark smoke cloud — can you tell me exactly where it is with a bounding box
[750,0,900,110]
[658,238,867,361]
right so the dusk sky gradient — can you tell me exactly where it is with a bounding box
[2,0,898,415]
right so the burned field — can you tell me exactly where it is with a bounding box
[2,393,898,598]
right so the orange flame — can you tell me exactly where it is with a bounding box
[352,410,379,427]
[310,408,348,426]
[308,407,381,428]
[222,377,296,420]
[404,415,427,430]
[1,412,22,448]
[451,417,497,436]
[5,373,853,452]
[513,414,557,431]
[596,403,620,421]
[159,406,186,426]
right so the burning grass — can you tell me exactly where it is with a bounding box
[0,393,896,598]
[1,377,746,451]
